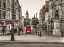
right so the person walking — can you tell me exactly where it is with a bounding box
[37,24,40,36]
[38,24,42,37]
[18,21,22,35]
[2,26,5,34]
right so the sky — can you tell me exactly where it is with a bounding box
[19,0,45,19]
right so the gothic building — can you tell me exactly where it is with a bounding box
[24,11,30,26]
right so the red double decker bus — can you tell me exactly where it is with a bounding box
[26,24,31,34]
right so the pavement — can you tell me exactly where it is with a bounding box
[0,34,64,44]
[0,30,64,44]
[0,33,64,47]
[0,35,64,47]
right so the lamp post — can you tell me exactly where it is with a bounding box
[60,0,63,36]
[18,5,20,35]
[11,0,14,41]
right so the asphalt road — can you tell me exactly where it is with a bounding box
[0,44,64,47]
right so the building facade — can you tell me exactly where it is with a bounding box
[39,5,46,25]
[48,0,64,36]
[0,0,22,33]
[39,0,49,34]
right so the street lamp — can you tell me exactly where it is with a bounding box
[18,5,20,35]
[60,0,63,36]
[11,0,14,41]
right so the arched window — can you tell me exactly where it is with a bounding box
[2,11,6,19]
[55,10,59,19]
[3,0,6,9]
[0,10,1,18]
[0,0,1,8]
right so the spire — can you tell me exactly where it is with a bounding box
[26,10,29,18]
[34,14,35,17]
[26,10,28,15]
[36,13,37,18]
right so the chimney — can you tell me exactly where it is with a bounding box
[45,0,49,8]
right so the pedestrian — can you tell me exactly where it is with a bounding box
[22,27,23,32]
[18,26,21,32]
[18,27,20,35]
[39,24,42,37]
[20,26,23,33]
[39,28,42,37]
[18,21,22,35]
[2,26,5,34]
[37,24,40,36]
[14,27,17,33]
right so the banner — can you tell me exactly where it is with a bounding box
[5,19,12,24]
[13,20,20,23]
[5,19,20,24]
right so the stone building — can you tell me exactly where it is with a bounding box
[39,0,49,25]
[0,0,22,33]
[0,0,11,33]
[39,0,49,34]
[21,16,24,27]
[48,0,64,36]
[39,5,46,25]
[44,0,49,34]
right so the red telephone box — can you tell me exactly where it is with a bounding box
[26,25,31,34]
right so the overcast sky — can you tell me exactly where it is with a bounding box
[19,0,45,19]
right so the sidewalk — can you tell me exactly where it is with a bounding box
[0,35,64,44]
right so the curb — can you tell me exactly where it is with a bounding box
[0,41,64,44]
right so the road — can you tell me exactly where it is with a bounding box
[0,43,64,47]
